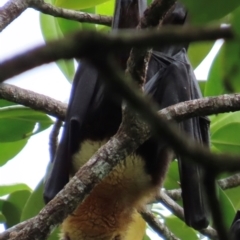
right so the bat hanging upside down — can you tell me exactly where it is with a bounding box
[44,1,210,239]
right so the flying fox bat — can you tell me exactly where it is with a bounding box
[44,1,209,239]
[230,211,240,240]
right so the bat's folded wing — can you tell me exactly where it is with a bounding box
[145,49,209,230]
[44,62,101,203]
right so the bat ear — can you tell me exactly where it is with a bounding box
[162,2,187,25]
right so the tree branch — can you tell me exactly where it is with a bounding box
[1,85,240,239]
[166,172,240,201]
[0,83,66,120]
[0,25,234,82]
[159,191,218,240]
[30,0,112,27]
[141,208,180,240]
[0,0,29,32]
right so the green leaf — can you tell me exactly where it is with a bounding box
[222,41,240,92]
[225,186,240,210]
[0,139,28,166]
[198,80,206,96]
[165,215,198,239]
[2,190,31,228]
[164,161,180,189]
[0,106,52,142]
[56,18,82,35]
[21,180,60,240]
[40,13,75,81]
[96,0,115,16]
[232,6,240,37]
[211,112,240,154]
[142,233,151,240]
[188,42,214,69]
[0,184,31,197]
[218,186,235,228]
[204,43,227,97]
[21,180,45,221]
[181,0,240,24]
[55,0,111,10]
[0,212,6,223]
[0,100,16,107]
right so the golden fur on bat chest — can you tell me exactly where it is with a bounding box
[61,140,170,240]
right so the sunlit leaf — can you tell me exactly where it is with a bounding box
[225,187,240,210]
[0,106,52,142]
[204,43,228,96]
[0,184,31,197]
[55,0,111,10]
[198,80,206,96]
[164,161,180,190]
[188,42,214,69]
[222,42,240,92]
[40,13,75,81]
[96,0,115,16]
[165,215,198,239]
[211,112,240,154]
[0,139,28,166]
[218,186,236,228]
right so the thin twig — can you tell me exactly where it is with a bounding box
[159,191,218,240]
[30,0,112,26]
[141,208,180,240]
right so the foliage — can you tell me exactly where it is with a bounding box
[1,0,240,239]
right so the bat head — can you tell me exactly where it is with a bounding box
[162,2,187,26]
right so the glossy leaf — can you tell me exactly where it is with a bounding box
[2,190,31,228]
[55,0,111,10]
[0,184,31,197]
[165,215,197,239]
[211,112,240,154]
[0,106,52,142]
[181,0,240,24]
[198,80,206,96]
[96,0,115,16]
[218,186,236,228]
[204,43,227,97]
[225,187,240,210]
[0,213,6,223]
[232,6,240,37]
[0,139,28,166]
[21,180,45,221]
[222,41,240,92]
[21,180,60,240]
[188,42,214,69]
[40,13,75,81]
[164,161,180,190]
